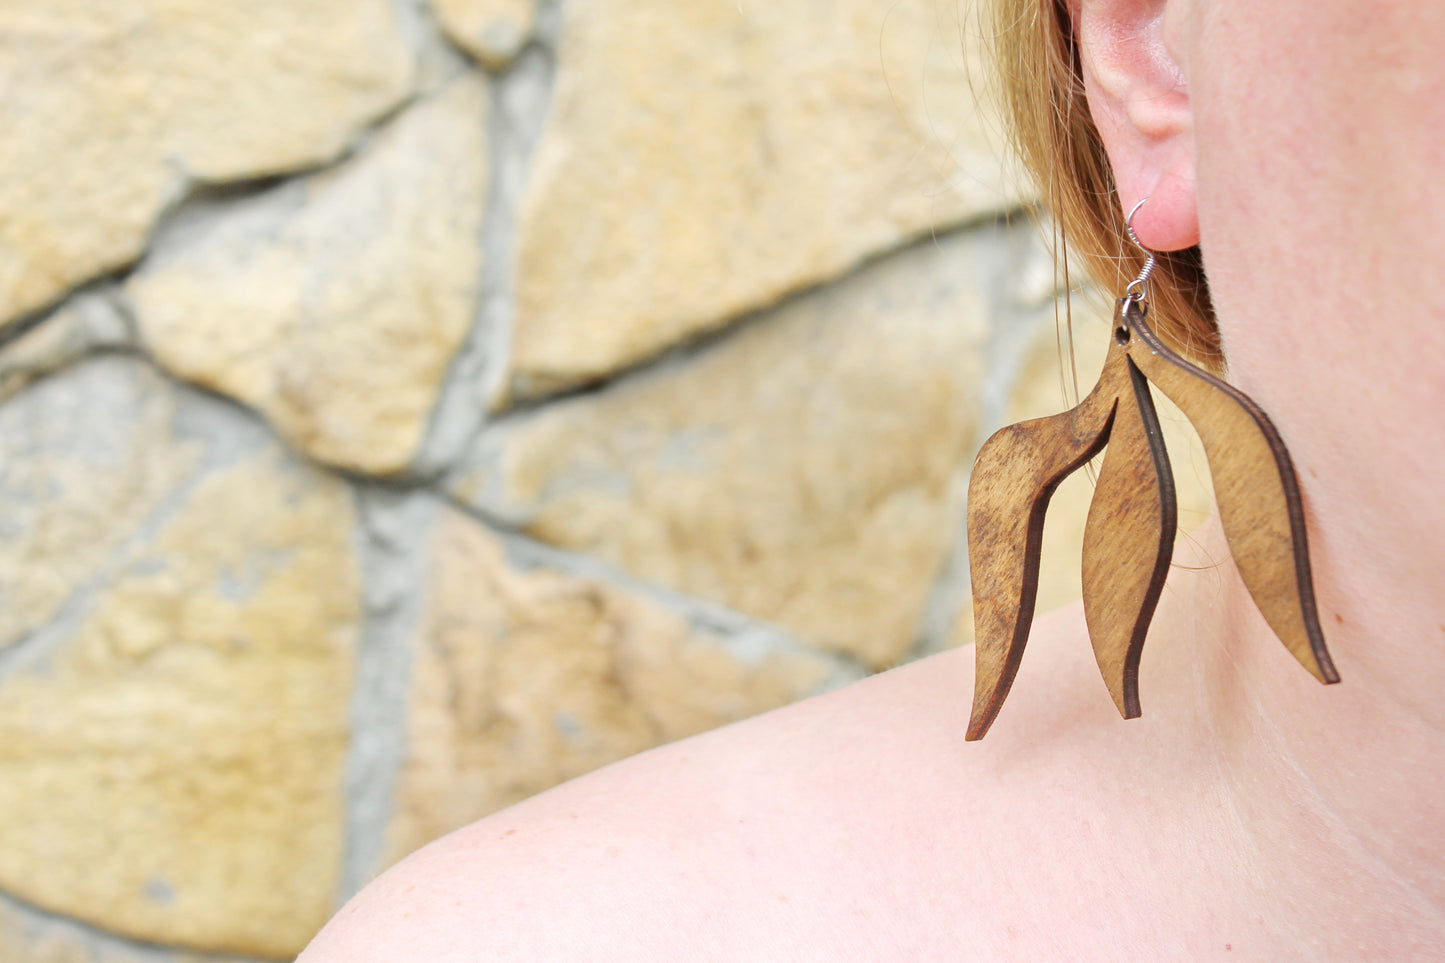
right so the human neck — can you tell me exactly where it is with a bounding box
[1153,517,1445,945]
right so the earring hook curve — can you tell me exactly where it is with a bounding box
[1124,198,1156,305]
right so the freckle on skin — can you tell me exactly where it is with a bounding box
[1335,613,1344,624]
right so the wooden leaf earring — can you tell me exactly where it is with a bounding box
[964,200,1339,741]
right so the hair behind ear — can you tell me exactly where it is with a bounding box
[991,0,1220,370]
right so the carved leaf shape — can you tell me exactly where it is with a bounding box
[1123,300,1338,684]
[965,337,1130,741]
[1081,354,1177,719]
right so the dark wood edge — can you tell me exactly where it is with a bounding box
[965,401,1121,741]
[1123,300,1337,683]
[1118,355,1179,718]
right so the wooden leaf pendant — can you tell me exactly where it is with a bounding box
[1081,351,1175,722]
[965,298,1338,740]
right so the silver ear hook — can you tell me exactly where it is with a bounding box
[1123,198,1156,305]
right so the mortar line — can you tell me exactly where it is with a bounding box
[335,486,437,901]
[411,29,562,478]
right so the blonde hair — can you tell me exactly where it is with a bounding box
[991,0,1221,370]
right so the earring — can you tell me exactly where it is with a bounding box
[964,200,1338,741]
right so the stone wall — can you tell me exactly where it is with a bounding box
[0,1,1213,959]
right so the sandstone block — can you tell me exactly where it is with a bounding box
[452,232,990,667]
[129,76,490,476]
[505,0,1024,398]
[386,506,835,863]
[0,358,361,959]
[433,0,534,70]
[0,0,413,324]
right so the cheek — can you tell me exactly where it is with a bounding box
[1190,0,1445,531]
[1192,0,1445,357]
[1190,3,1327,310]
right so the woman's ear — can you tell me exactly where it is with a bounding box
[1075,0,1198,250]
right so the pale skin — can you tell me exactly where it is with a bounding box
[301,0,1445,958]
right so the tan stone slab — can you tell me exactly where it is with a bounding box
[0,893,255,963]
[0,0,413,324]
[0,357,201,653]
[0,361,361,958]
[453,233,989,667]
[385,506,834,864]
[950,297,1215,647]
[506,0,1024,399]
[433,0,533,70]
[129,75,490,476]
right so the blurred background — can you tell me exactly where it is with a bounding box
[0,0,1212,959]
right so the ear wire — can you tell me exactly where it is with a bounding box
[1123,198,1156,305]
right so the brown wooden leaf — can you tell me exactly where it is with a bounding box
[1123,300,1338,684]
[965,337,1130,740]
[1081,353,1177,719]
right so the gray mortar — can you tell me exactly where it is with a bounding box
[412,14,562,478]
[75,286,140,349]
[388,0,472,93]
[336,487,437,900]
[533,0,566,43]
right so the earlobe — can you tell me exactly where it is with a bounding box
[1076,0,1199,250]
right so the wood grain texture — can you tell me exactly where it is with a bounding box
[1123,300,1338,684]
[963,298,1337,740]
[1081,353,1177,719]
[965,337,1129,740]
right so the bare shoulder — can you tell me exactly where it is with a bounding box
[297,606,1247,961]
[300,644,981,961]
